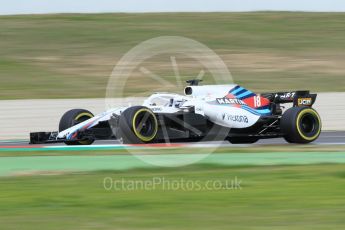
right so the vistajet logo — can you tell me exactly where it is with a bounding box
[222,113,249,123]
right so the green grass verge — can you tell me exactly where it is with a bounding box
[2,151,345,176]
[1,164,345,229]
[1,12,345,99]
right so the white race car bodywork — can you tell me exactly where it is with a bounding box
[58,84,264,141]
[31,82,321,145]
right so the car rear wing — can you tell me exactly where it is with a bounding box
[261,90,317,107]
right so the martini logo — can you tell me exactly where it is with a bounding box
[217,98,246,105]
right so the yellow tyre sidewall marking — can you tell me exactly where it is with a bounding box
[75,112,94,144]
[132,109,158,142]
[296,108,321,141]
[75,112,93,121]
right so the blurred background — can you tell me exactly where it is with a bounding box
[2,11,345,138]
[1,1,345,230]
[1,2,345,99]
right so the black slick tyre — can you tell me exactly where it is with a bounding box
[118,106,158,144]
[280,106,321,144]
[59,109,95,145]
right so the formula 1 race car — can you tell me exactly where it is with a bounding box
[30,80,321,145]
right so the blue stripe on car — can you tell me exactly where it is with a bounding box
[230,86,244,95]
[242,105,271,116]
[237,90,253,99]
[229,85,241,94]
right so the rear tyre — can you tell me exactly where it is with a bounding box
[118,106,158,144]
[227,136,259,144]
[59,109,95,145]
[280,107,321,144]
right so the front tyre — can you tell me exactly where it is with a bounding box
[118,106,158,144]
[59,109,95,145]
[281,107,321,144]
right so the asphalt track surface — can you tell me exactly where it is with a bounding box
[0,131,344,147]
